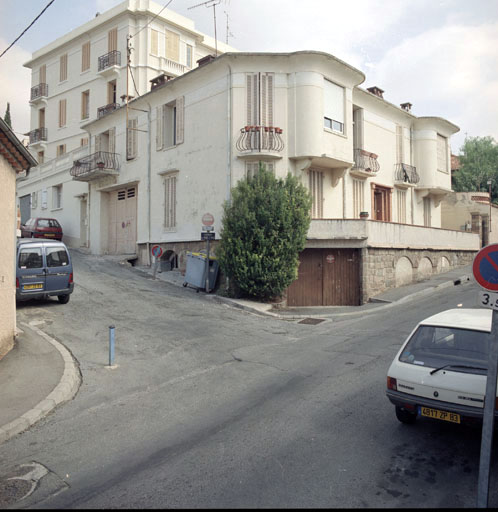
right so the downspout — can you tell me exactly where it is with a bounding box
[410,127,415,225]
[226,61,233,203]
[146,101,152,266]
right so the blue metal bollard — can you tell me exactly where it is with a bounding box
[109,325,115,366]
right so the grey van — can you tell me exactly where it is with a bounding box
[16,238,74,304]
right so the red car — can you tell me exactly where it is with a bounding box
[21,218,63,241]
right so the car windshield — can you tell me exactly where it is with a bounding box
[399,325,489,374]
[37,219,60,228]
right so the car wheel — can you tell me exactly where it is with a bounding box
[58,294,70,304]
[395,406,417,424]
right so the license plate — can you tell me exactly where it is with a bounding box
[23,283,43,290]
[420,406,460,424]
[44,233,55,237]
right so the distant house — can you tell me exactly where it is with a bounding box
[0,117,37,359]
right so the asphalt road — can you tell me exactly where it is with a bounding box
[2,250,498,508]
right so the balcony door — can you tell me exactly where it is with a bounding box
[372,184,392,221]
[38,108,45,129]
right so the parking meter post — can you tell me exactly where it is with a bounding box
[477,308,498,507]
[109,325,115,367]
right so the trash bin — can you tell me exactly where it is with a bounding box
[183,252,219,291]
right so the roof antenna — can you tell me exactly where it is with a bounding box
[188,0,221,56]
[224,10,234,45]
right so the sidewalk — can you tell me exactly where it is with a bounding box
[0,261,472,446]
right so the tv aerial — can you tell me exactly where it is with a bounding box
[188,0,221,56]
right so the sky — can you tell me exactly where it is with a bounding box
[0,0,497,154]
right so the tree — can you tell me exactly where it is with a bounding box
[3,102,11,128]
[217,165,312,301]
[452,136,498,201]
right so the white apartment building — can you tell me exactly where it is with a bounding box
[17,0,236,245]
[49,50,478,305]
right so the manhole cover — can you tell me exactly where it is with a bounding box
[298,318,326,325]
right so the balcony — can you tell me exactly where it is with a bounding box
[97,50,121,77]
[350,149,380,178]
[28,127,48,145]
[70,151,120,182]
[97,103,120,119]
[30,83,48,103]
[394,163,420,188]
[236,125,284,157]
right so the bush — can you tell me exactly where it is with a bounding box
[217,166,311,301]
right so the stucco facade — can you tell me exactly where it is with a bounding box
[0,118,37,358]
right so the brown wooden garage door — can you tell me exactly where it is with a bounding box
[286,248,360,306]
[108,187,137,254]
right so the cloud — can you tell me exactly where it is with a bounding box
[0,38,31,139]
[364,22,498,152]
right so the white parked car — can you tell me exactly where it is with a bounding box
[386,308,493,425]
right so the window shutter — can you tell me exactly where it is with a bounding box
[59,99,66,127]
[108,28,118,52]
[82,42,90,71]
[259,73,274,127]
[109,128,116,153]
[151,29,158,55]
[60,54,67,82]
[353,108,364,149]
[166,30,180,61]
[127,118,137,159]
[324,79,344,124]
[246,73,258,125]
[396,125,404,164]
[39,64,46,84]
[41,189,48,209]
[95,134,101,153]
[175,96,184,145]
[156,106,163,150]
[164,175,177,228]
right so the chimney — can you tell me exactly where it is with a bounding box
[197,54,216,67]
[400,102,412,112]
[149,73,174,91]
[367,86,384,98]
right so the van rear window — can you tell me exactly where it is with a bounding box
[19,248,43,269]
[46,247,69,267]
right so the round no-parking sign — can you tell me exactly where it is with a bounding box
[151,245,163,259]
[473,244,498,291]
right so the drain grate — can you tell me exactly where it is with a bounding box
[298,318,326,325]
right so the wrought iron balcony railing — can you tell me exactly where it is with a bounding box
[97,103,120,119]
[394,163,420,185]
[29,127,48,144]
[352,148,380,174]
[98,50,121,72]
[236,125,284,153]
[70,151,119,180]
[30,83,48,101]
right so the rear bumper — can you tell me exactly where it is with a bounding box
[16,283,74,301]
[386,389,498,420]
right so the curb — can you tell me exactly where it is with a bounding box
[0,323,81,445]
[211,274,472,320]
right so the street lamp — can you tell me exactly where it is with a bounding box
[488,179,492,233]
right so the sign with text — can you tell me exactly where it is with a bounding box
[201,232,215,241]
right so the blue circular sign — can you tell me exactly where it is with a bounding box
[151,245,163,258]
[473,244,498,291]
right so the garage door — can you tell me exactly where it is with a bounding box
[108,187,137,254]
[286,248,360,306]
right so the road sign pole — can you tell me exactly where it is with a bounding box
[205,236,210,293]
[477,308,498,507]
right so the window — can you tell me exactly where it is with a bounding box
[151,29,159,56]
[309,169,324,219]
[52,184,62,209]
[352,178,364,218]
[437,134,448,173]
[39,64,46,84]
[323,79,344,134]
[60,53,68,82]
[108,28,118,52]
[59,99,67,127]
[107,80,117,104]
[246,72,274,127]
[186,44,193,68]
[245,161,275,179]
[56,144,66,157]
[423,197,431,227]
[353,108,363,149]
[37,151,44,164]
[164,173,177,229]
[372,184,392,221]
[31,191,38,209]
[81,137,88,147]
[39,108,45,129]
[396,189,406,223]
[127,117,138,160]
[41,189,48,209]
[156,96,184,150]
[46,247,69,267]
[82,42,90,71]
[165,30,179,62]
[19,248,43,269]
[81,90,90,119]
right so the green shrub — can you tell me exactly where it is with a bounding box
[217,165,311,300]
